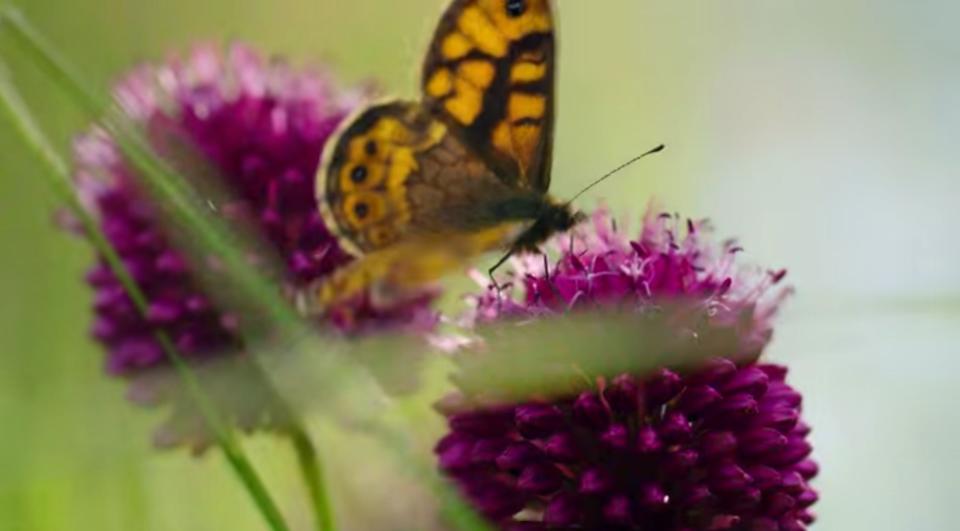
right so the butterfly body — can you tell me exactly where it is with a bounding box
[311,0,572,310]
[495,197,582,253]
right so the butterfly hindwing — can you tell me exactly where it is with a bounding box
[422,0,556,192]
[321,101,440,254]
[310,223,525,309]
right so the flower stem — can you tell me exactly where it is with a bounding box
[0,10,343,530]
[0,60,292,531]
[289,425,336,531]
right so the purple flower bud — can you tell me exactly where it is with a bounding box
[730,487,763,512]
[797,489,819,508]
[604,374,641,416]
[795,459,819,479]
[746,465,783,491]
[601,423,630,451]
[451,410,515,437]
[92,318,119,342]
[739,428,789,457]
[750,517,779,531]
[517,464,563,495]
[719,366,769,397]
[542,432,580,462]
[497,442,543,471]
[706,393,759,427]
[699,431,737,461]
[515,404,564,438]
[543,493,581,527]
[147,301,182,324]
[751,405,801,433]
[636,425,663,454]
[602,494,634,525]
[759,364,789,382]
[637,483,669,511]
[471,438,510,465]
[438,437,475,471]
[780,470,806,494]
[768,438,813,467]
[765,492,797,517]
[154,250,187,275]
[676,384,724,415]
[708,463,751,494]
[679,484,715,508]
[664,448,700,475]
[689,358,739,385]
[578,467,613,495]
[466,479,525,520]
[572,391,608,429]
[658,411,693,443]
[765,381,804,407]
[779,517,807,531]
[645,368,683,406]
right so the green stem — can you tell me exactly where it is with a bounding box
[0,9,338,530]
[0,62,292,531]
[290,426,336,531]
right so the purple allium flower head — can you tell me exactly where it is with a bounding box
[437,207,816,529]
[467,207,793,359]
[438,364,817,530]
[67,44,435,448]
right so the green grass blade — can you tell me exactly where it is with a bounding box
[290,426,336,531]
[0,61,293,531]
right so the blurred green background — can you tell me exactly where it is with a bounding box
[1,1,957,530]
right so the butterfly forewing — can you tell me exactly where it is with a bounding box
[421,0,557,192]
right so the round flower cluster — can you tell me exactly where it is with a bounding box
[438,209,816,530]
[67,44,434,448]
[439,362,817,530]
[467,209,790,359]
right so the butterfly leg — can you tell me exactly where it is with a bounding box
[539,251,567,306]
[487,248,516,293]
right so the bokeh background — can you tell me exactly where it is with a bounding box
[1,1,957,530]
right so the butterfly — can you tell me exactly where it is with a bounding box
[308,0,618,311]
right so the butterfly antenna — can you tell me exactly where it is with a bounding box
[565,144,666,206]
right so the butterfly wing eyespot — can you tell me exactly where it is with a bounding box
[319,101,444,255]
[421,0,557,192]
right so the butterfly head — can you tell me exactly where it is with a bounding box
[541,200,585,233]
[512,199,585,253]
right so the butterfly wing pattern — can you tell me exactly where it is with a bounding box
[422,0,556,192]
[310,0,575,311]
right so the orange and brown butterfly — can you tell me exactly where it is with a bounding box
[308,0,581,311]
